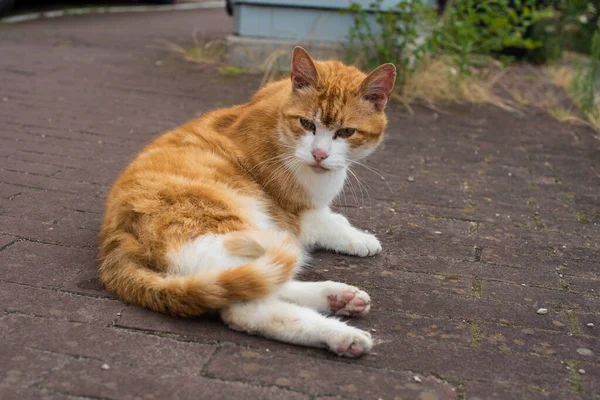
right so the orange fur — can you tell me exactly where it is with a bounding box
[99,48,394,317]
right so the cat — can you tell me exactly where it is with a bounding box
[100,47,396,357]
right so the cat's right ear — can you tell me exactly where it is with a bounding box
[291,47,319,91]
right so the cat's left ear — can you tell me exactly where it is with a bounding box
[291,47,319,91]
[360,63,396,111]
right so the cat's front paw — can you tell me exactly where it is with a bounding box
[328,286,371,317]
[340,231,382,257]
[327,326,373,357]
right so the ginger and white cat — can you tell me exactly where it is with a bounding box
[100,47,396,357]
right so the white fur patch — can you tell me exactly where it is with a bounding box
[170,234,251,275]
[169,196,279,275]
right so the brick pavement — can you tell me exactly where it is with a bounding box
[1,6,599,400]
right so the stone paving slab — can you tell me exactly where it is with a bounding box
[1,5,599,400]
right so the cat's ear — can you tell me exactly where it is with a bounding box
[291,47,319,91]
[360,63,396,111]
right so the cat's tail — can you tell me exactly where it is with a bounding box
[99,231,301,317]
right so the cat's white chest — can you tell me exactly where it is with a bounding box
[295,168,347,208]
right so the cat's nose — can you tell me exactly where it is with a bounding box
[311,148,329,162]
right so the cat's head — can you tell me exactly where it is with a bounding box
[280,47,396,175]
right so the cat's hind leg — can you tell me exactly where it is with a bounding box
[221,296,373,357]
[277,281,371,317]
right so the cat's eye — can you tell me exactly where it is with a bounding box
[299,118,316,132]
[335,128,356,139]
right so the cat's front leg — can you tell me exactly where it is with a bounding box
[300,208,381,257]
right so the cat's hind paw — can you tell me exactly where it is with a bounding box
[327,326,373,357]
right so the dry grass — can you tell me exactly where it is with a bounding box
[160,30,226,64]
[163,39,226,64]
[545,60,600,134]
[394,56,515,113]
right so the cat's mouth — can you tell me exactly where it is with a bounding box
[309,164,330,174]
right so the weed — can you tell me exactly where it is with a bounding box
[162,30,226,64]
[426,0,548,74]
[571,25,600,118]
[218,65,244,77]
[344,0,432,91]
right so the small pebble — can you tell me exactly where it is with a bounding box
[371,328,377,332]
[434,231,442,234]
[521,284,527,287]
[536,308,548,315]
[576,348,593,356]
[586,323,594,328]
[101,364,110,370]
[413,376,422,383]
[407,176,415,182]
[508,172,513,177]
[579,369,586,375]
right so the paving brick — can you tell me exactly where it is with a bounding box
[3,314,216,376]
[367,285,571,332]
[0,215,97,247]
[0,182,24,199]
[559,259,600,279]
[59,268,116,299]
[0,282,123,324]
[574,313,600,339]
[9,150,93,170]
[0,241,95,287]
[566,275,600,296]
[0,234,17,250]
[56,210,102,231]
[206,345,457,399]
[303,255,473,297]
[477,322,599,362]
[0,157,62,176]
[0,188,103,217]
[482,280,600,314]
[0,386,76,400]
[463,380,581,400]
[0,192,69,223]
[580,362,600,399]
[1,168,106,195]
[41,357,309,400]
[1,344,67,388]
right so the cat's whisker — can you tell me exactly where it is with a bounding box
[347,160,393,195]
[343,169,361,207]
[347,167,369,207]
[347,160,388,177]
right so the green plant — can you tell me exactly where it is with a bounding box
[344,0,547,91]
[426,0,548,74]
[344,0,432,91]
[527,0,598,62]
[571,24,600,119]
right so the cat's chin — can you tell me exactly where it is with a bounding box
[309,165,332,174]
